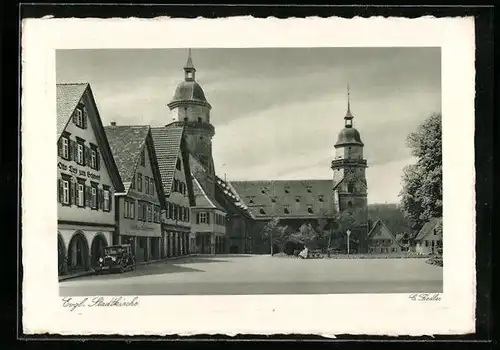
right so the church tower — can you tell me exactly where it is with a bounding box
[331,86,369,253]
[167,49,216,196]
[167,49,215,169]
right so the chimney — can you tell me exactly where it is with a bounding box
[110,121,116,126]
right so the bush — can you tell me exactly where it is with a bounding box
[283,241,303,255]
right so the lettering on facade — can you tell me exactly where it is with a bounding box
[58,161,101,181]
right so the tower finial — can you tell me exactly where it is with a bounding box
[344,83,354,127]
[184,48,196,81]
[347,84,351,113]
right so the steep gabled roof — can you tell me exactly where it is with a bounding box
[229,179,335,220]
[192,176,223,210]
[104,125,150,192]
[56,82,124,192]
[150,126,184,196]
[215,176,254,219]
[368,220,395,239]
[414,217,443,241]
[56,83,89,139]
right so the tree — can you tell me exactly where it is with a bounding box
[399,113,442,229]
[261,217,289,255]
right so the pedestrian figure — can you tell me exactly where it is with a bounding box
[299,245,308,259]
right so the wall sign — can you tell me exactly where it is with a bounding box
[58,161,101,181]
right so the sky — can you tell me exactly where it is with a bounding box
[56,47,441,204]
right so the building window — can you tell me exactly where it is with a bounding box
[61,137,69,159]
[91,186,97,209]
[176,158,181,170]
[62,179,70,205]
[124,200,129,218]
[198,117,202,123]
[259,208,266,215]
[307,207,314,214]
[347,183,354,193]
[284,208,290,214]
[77,142,85,165]
[147,205,153,222]
[271,197,276,203]
[91,149,97,169]
[137,173,143,192]
[318,195,324,202]
[198,212,209,224]
[249,199,254,204]
[295,197,300,203]
[150,178,155,195]
[425,240,429,247]
[145,176,150,194]
[307,187,312,193]
[130,200,135,219]
[284,187,290,194]
[103,189,110,211]
[140,148,145,166]
[77,183,85,207]
[74,107,84,128]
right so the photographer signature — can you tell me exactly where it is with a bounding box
[409,293,442,301]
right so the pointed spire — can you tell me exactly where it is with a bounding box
[183,48,196,81]
[344,84,354,127]
[184,48,195,69]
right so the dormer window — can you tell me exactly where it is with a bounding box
[284,208,290,214]
[271,197,276,203]
[261,188,267,194]
[307,187,312,193]
[295,197,300,203]
[259,208,266,215]
[318,195,324,202]
[284,187,290,194]
[249,199,254,204]
[307,207,314,214]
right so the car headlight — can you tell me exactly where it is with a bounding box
[99,257,103,263]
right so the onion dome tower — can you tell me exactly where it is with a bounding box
[331,85,369,253]
[167,49,215,168]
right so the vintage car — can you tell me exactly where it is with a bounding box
[97,244,136,274]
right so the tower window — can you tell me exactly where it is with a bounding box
[347,183,354,193]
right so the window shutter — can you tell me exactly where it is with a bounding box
[68,140,73,161]
[207,213,210,224]
[109,191,113,211]
[196,213,200,224]
[58,139,62,158]
[85,185,91,207]
[75,183,79,205]
[85,146,91,166]
[70,181,76,205]
[83,110,88,129]
[58,179,63,203]
[72,111,78,125]
[96,150,101,171]
[98,188,104,210]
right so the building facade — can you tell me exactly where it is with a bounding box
[367,220,403,254]
[57,83,124,275]
[413,217,443,255]
[104,125,166,263]
[151,125,196,258]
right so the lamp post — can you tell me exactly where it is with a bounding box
[346,229,351,255]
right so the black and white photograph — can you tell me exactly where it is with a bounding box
[21,16,476,336]
[55,47,444,296]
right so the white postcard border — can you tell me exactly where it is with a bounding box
[21,16,476,336]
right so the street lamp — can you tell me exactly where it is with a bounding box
[346,229,351,255]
